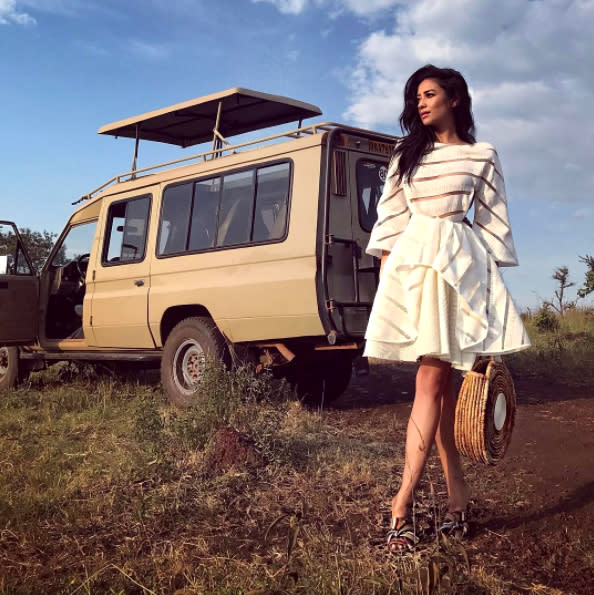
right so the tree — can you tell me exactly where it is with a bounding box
[0,227,59,274]
[577,254,594,300]
[546,266,575,316]
[18,228,61,272]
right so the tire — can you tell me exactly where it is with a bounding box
[0,346,24,391]
[160,316,229,407]
[323,356,355,402]
[288,353,355,406]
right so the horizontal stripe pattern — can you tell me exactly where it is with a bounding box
[412,171,498,195]
[364,141,528,371]
[423,156,503,180]
[367,141,518,265]
[411,189,472,202]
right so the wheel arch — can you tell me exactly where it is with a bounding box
[160,305,216,346]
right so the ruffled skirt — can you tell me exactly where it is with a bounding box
[363,214,531,371]
[364,269,478,369]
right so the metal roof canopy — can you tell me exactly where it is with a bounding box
[98,87,322,150]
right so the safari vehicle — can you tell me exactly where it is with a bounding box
[0,88,396,405]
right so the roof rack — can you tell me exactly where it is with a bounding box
[75,121,396,205]
[98,88,322,173]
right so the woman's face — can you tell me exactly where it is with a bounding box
[417,78,457,131]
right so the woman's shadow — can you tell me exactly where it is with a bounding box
[480,479,594,533]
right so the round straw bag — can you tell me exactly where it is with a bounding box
[454,357,516,465]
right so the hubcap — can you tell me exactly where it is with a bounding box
[172,339,206,395]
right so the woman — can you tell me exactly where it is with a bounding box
[364,65,530,553]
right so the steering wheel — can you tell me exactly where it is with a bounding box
[75,253,91,278]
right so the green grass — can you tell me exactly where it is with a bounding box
[507,307,594,386]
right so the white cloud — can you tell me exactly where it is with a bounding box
[342,0,594,206]
[251,0,399,17]
[19,0,81,16]
[337,0,399,16]
[252,0,308,14]
[127,39,170,61]
[573,207,593,219]
[73,39,109,57]
[0,0,35,24]
[20,0,123,18]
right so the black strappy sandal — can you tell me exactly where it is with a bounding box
[439,510,470,539]
[386,517,420,553]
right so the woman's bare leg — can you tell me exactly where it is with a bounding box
[391,357,452,519]
[434,369,469,512]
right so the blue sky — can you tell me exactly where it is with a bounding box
[1,0,593,309]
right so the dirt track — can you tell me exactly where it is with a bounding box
[331,363,594,594]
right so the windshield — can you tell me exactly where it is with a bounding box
[52,221,97,267]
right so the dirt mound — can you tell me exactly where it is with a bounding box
[205,427,262,474]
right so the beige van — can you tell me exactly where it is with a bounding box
[0,88,396,405]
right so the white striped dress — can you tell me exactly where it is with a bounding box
[364,141,531,370]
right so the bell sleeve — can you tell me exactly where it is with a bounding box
[366,156,411,258]
[472,147,519,267]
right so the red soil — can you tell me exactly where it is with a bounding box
[333,364,594,594]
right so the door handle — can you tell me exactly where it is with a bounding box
[134,279,145,287]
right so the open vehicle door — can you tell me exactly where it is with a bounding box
[323,132,392,338]
[0,221,39,344]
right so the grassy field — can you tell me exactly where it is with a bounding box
[1,309,592,594]
[0,365,497,594]
[507,306,594,386]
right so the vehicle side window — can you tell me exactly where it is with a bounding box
[15,245,32,275]
[0,223,33,275]
[216,170,254,247]
[157,160,291,258]
[103,195,150,265]
[159,183,192,255]
[356,159,388,232]
[189,178,219,251]
[253,163,290,242]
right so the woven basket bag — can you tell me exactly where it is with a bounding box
[454,358,516,465]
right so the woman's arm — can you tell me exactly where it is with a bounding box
[472,147,519,267]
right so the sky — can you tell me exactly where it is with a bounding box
[1,0,593,309]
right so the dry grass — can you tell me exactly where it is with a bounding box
[0,362,509,594]
[5,337,593,593]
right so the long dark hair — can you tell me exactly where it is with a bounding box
[393,64,476,183]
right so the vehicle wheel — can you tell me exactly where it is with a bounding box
[160,316,229,407]
[323,355,355,402]
[0,346,21,391]
[288,354,355,406]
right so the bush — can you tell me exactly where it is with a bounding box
[533,304,559,332]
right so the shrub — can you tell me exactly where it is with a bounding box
[533,304,559,332]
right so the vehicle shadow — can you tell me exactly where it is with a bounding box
[332,361,458,410]
[331,361,594,411]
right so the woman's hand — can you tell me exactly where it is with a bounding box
[380,250,390,278]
